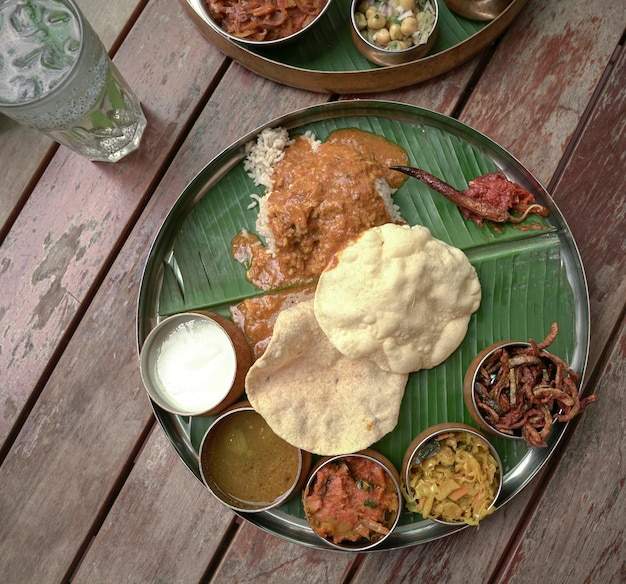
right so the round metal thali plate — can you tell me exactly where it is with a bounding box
[180,0,530,93]
[137,100,589,550]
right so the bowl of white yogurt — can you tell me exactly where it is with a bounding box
[140,311,252,417]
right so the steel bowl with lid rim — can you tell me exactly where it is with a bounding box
[202,0,333,48]
[350,0,439,66]
[402,422,503,526]
[302,448,403,551]
[199,401,313,513]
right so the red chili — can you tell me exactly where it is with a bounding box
[390,167,549,227]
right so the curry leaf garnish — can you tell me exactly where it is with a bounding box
[412,437,441,466]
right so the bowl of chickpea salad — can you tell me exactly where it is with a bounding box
[350,0,438,66]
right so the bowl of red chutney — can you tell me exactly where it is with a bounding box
[302,449,402,551]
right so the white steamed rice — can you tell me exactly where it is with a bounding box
[243,127,293,189]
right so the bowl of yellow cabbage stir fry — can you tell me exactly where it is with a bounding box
[401,423,503,526]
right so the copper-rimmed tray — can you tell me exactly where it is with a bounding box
[180,0,529,93]
[137,100,589,550]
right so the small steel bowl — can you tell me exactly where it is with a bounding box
[139,311,252,417]
[202,0,332,48]
[350,0,439,66]
[463,340,530,440]
[402,422,503,525]
[302,449,402,551]
[445,0,513,21]
[199,401,312,512]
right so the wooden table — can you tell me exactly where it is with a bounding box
[1,0,624,581]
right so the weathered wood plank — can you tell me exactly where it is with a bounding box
[210,521,357,583]
[550,44,626,375]
[171,62,329,169]
[0,0,145,237]
[0,278,156,583]
[78,2,144,50]
[346,56,479,110]
[460,0,625,187]
[0,118,54,240]
[0,0,227,449]
[490,43,626,584]
[71,427,237,583]
[0,66,328,583]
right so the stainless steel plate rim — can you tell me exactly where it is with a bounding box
[137,99,590,551]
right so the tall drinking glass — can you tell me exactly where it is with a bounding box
[0,0,146,162]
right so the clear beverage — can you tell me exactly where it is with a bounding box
[0,0,146,162]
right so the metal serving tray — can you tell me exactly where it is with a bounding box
[180,0,530,93]
[137,100,589,550]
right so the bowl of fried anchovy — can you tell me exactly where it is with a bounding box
[463,323,597,447]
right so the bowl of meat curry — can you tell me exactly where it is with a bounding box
[302,449,402,550]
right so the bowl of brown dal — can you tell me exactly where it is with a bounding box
[199,401,312,512]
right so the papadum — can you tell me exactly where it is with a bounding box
[314,223,481,375]
[245,299,408,456]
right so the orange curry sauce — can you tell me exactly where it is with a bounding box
[230,284,316,359]
[231,128,409,357]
